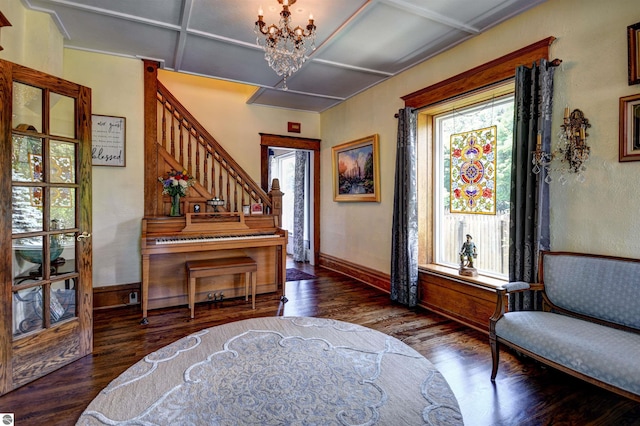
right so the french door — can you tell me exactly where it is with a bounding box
[0,60,93,395]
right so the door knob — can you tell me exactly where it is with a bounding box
[76,231,92,241]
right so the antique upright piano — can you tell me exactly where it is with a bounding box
[140,212,287,324]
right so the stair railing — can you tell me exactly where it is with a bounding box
[156,81,274,215]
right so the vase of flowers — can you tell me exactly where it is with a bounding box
[158,170,195,216]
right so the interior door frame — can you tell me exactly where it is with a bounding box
[259,133,320,266]
[0,60,92,395]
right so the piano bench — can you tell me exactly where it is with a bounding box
[186,256,257,318]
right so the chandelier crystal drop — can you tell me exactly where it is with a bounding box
[255,0,316,90]
[531,108,591,184]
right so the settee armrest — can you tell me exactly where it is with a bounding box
[489,281,544,324]
[501,281,544,293]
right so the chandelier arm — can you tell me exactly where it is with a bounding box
[255,0,317,89]
[255,25,270,36]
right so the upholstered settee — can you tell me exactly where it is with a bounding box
[489,251,640,402]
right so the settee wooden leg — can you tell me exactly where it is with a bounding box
[490,336,499,381]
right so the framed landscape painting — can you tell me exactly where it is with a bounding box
[332,134,380,202]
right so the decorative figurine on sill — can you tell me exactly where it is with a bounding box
[459,234,478,277]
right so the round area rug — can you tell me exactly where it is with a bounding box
[77,316,463,425]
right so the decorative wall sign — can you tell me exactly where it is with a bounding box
[92,114,126,166]
[619,93,640,162]
[450,126,497,214]
[332,134,380,202]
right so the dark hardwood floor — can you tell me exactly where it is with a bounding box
[1,260,639,425]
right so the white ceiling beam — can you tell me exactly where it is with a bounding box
[380,0,480,34]
[173,0,193,72]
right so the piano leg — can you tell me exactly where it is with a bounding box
[141,254,150,325]
[279,243,287,298]
[277,243,288,314]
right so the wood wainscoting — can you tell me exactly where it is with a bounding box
[318,253,500,334]
[96,257,500,334]
[418,267,503,334]
[318,253,390,292]
[93,283,141,310]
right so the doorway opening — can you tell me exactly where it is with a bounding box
[259,133,320,266]
[270,148,312,262]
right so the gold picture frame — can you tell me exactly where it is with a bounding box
[332,134,380,202]
[628,22,640,85]
[619,93,640,162]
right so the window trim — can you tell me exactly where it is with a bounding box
[406,37,554,285]
[419,264,506,290]
[402,37,554,109]
[417,82,514,275]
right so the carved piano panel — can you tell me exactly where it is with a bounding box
[140,213,287,323]
[146,248,276,310]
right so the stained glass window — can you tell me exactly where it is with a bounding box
[450,126,497,214]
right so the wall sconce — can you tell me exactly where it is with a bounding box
[557,108,591,179]
[532,108,591,184]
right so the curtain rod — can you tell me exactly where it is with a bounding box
[548,58,562,68]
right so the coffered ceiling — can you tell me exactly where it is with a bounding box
[21,0,546,112]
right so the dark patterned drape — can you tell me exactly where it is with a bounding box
[509,59,555,310]
[293,151,306,262]
[390,107,418,307]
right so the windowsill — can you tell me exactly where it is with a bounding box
[419,264,506,290]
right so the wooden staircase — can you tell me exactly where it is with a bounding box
[143,61,281,222]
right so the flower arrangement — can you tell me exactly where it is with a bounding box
[158,169,195,198]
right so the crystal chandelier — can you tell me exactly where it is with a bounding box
[255,0,316,90]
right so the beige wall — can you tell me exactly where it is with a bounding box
[62,55,320,288]
[2,0,321,288]
[158,70,321,180]
[63,50,145,287]
[4,0,640,287]
[0,0,63,75]
[320,0,640,274]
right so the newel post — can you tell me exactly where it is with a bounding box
[268,178,284,227]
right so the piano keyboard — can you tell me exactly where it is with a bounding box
[155,233,277,245]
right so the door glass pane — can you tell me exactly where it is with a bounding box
[12,186,43,233]
[13,287,44,336]
[49,233,65,267]
[51,279,76,324]
[50,93,75,138]
[13,236,44,283]
[51,232,76,275]
[12,134,42,182]
[12,82,42,132]
[50,141,75,183]
[51,187,75,230]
